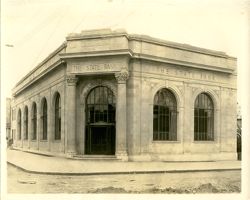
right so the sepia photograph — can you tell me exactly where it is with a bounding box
[1,0,250,199]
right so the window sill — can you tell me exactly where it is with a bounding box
[31,140,37,142]
[152,140,180,143]
[193,140,216,143]
[53,139,61,143]
[40,139,48,142]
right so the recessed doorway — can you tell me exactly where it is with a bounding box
[85,86,116,155]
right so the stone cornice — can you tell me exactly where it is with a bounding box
[59,49,133,59]
[66,31,128,41]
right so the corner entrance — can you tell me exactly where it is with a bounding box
[85,86,116,155]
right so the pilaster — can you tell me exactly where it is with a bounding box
[66,75,78,156]
[115,68,129,161]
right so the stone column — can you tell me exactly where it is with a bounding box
[66,75,78,156]
[115,68,129,161]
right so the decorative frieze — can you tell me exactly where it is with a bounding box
[157,65,217,81]
[69,62,123,74]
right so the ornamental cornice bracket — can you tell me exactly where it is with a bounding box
[66,74,78,85]
[115,68,129,83]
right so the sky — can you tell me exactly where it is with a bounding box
[1,0,249,105]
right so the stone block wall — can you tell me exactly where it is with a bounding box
[126,57,237,161]
[11,65,66,155]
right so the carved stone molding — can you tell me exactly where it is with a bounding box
[150,82,157,89]
[165,80,169,88]
[214,90,220,97]
[80,80,117,104]
[66,75,78,86]
[177,85,184,96]
[142,78,153,87]
[115,68,129,83]
[192,87,196,93]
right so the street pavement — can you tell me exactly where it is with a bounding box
[7,149,241,175]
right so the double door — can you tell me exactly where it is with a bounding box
[85,124,115,155]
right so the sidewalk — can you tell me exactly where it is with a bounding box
[7,149,241,175]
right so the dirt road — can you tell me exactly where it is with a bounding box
[7,164,241,193]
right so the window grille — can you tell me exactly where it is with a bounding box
[17,109,21,140]
[55,94,61,140]
[86,86,116,124]
[42,99,47,140]
[194,93,214,141]
[24,106,28,140]
[32,103,37,140]
[153,89,177,141]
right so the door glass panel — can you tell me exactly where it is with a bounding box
[85,86,116,155]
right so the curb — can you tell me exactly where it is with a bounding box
[7,161,241,176]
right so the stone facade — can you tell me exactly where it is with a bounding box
[10,29,237,161]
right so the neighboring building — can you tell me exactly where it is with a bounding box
[237,102,242,128]
[10,29,237,161]
[237,102,242,160]
[6,98,12,146]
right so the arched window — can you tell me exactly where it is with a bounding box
[55,93,61,140]
[194,93,214,141]
[32,103,37,140]
[41,99,47,140]
[153,88,177,141]
[86,86,116,124]
[24,106,28,140]
[17,109,22,140]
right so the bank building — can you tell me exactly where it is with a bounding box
[10,29,237,161]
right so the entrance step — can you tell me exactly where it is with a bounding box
[71,155,120,161]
